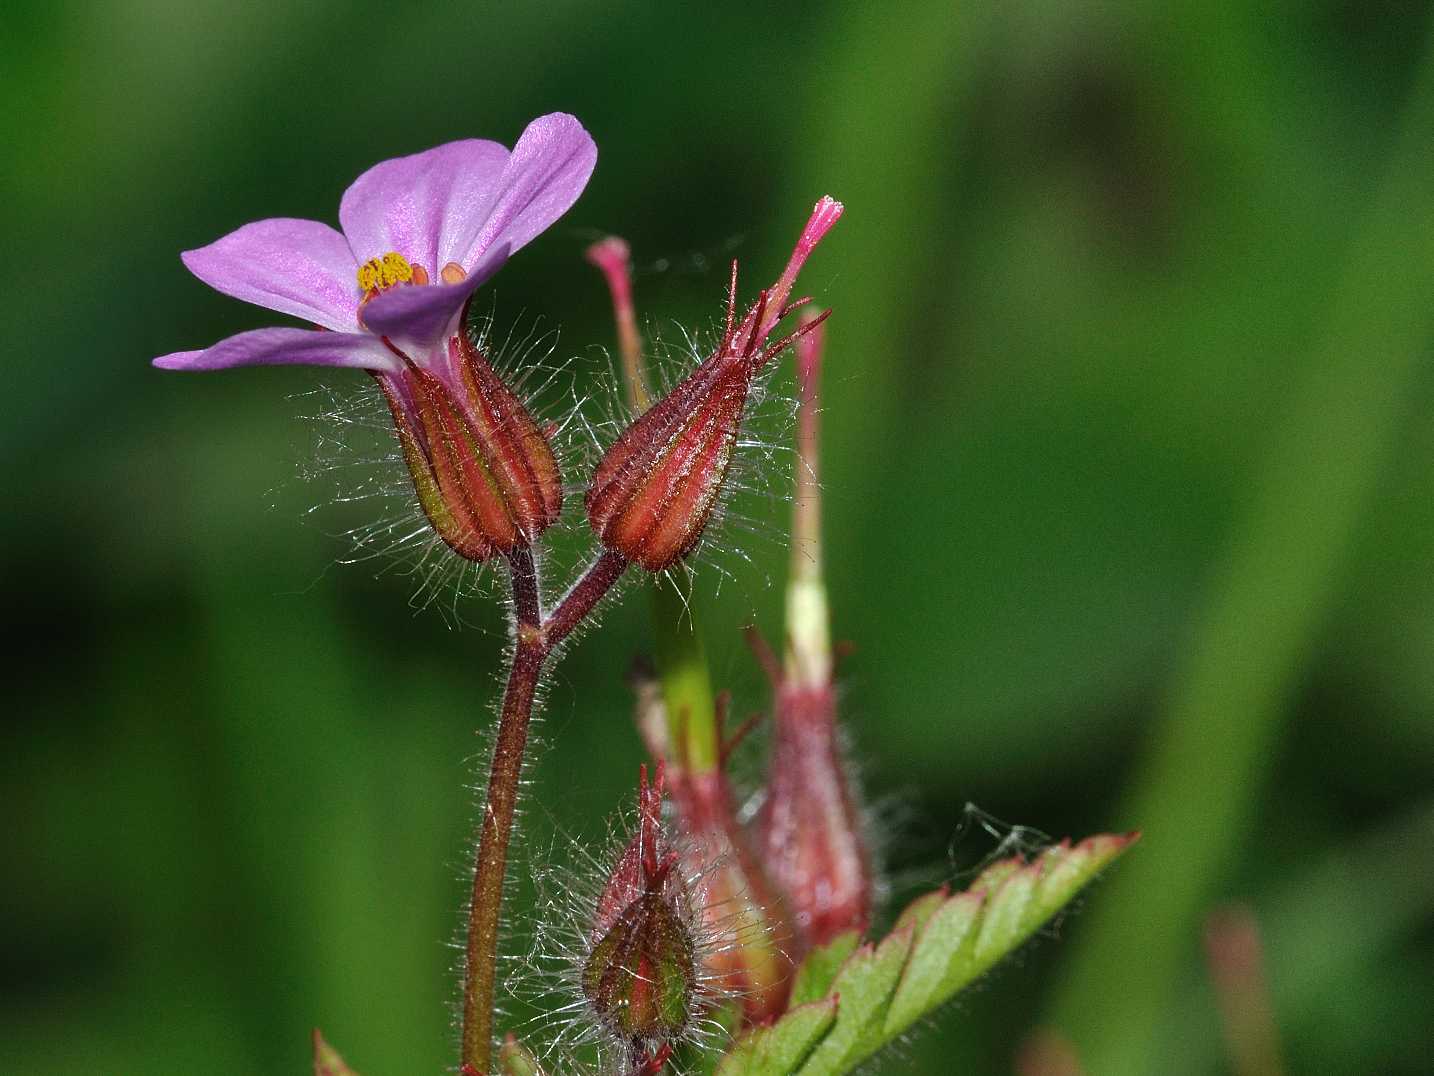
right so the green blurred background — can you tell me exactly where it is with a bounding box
[8,2,1434,1073]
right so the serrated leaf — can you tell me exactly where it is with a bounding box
[881,832,1139,1049]
[714,831,1135,1076]
[794,927,913,1075]
[715,997,838,1076]
[881,890,983,1036]
[789,930,861,1008]
[971,861,1040,963]
[1028,835,1129,923]
[312,1030,359,1076]
[967,856,1022,894]
[893,886,949,935]
[499,1033,546,1076]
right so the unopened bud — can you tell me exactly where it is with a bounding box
[377,331,562,562]
[585,198,841,572]
[582,765,699,1047]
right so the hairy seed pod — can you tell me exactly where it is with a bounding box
[582,765,699,1047]
[585,197,841,572]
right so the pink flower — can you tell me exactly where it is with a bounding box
[154,114,596,560]
[156,113,594,377]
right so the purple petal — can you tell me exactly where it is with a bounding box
[339,139,510,277]
[181,218,361,332]
[359,243,510,354]
[449,113,597,269]
[153,327,400,374]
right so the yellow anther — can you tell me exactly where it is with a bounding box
[382,251,413,284]
[357,251,416,293]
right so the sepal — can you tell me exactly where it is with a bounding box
[377,331,561,562]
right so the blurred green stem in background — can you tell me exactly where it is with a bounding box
[785,3,997,503]
[1048,22,1434,1074]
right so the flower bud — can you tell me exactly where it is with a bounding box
[376,331,562,562]
[582,764,699,1047]
[585,198,842,571]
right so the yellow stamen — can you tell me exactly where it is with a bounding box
[357,251,416,293]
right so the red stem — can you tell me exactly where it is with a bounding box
[546,549,629,646]
[461,547,629,1072]
[507,545,542,627]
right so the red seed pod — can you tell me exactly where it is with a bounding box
[585,198,842,572]
[583,764,700,1048]
[377,331,562,562]
[759,679,872,948]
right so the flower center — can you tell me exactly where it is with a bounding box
[357,251,424,294]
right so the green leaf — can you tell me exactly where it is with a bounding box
[715,997,838,1076]
[892,886,950,936]
[881,891,984,1037]
[311,1030,360,1076]
[884,834,1140,1046]
[788,930,861,1008]
[794,927,914,1075]
[715,831,1136,1076]
[1026,834,1131,924]
[967,856,1023,895]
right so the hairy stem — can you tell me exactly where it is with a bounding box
[546,549,630,647]
[462,548,544,1071]
[461,547,629,1072]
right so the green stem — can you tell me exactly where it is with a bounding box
[650,574,719,774]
